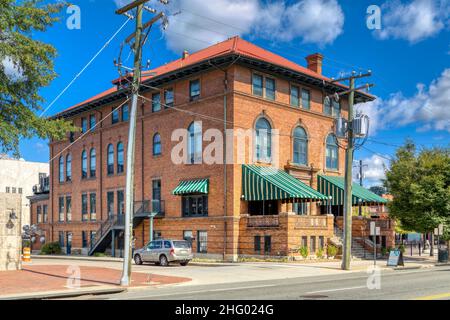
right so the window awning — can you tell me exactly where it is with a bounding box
[242,165,328,201]
[317,175,388,205]
[172,179,209,195]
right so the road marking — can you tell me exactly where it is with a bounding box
[413,292,450,300]
[306,286,367,294]
[111,284,278,300]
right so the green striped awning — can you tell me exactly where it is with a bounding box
[242,165,328,201]
[172,179,209,195]
[317,175,388,206]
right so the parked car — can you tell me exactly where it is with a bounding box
[134,239,193,266]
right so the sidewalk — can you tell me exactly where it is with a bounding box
[0,264,191,300]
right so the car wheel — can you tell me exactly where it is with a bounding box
[134,254,143,265]
[180,261,189,266]
[159,254,169,267]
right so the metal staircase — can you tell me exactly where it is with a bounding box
[332,224,373,260]
[88,200,164,256]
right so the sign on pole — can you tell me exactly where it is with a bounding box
[370,221,376,236]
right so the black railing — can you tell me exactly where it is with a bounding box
[89,215,124,252]
[134,200,165,217]
[33,182,50,194]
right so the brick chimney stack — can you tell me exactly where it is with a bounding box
[306,53,323,75]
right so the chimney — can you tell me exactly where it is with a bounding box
[306,53,323,75]
[182,50,189,59]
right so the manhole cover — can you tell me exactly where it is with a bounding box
[300,295,329,300]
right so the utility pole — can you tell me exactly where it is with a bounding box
[328,71,373,271]
[115,0,167,287]
[354,160,368,216]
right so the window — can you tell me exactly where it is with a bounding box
[324,98,341,118]
[254,235,261,253]
[81,117,88,133]
[81,150,88,179]
[107,192,114,218]
[197,231,207,253]
[5,187,10,193]
[37,206,42,223]
[183,230,193,247]
[58,197,65,222]
[265,77,276,100]
[90,231,97,249]
[112,107,119,124]
[12,187,16,194]
[69,132,75,143]
[293,202,308,215]
[153,133,161,156]
[332,100,341,118]
[182,195,208,217]
[264,236,271,254]
[326,134,339,170]
[293,127,308,166]
[90,115,96,131]
[319,236,325,250]
[59,157,64,183]
[164,88,174,108]
[82,231,88,248]
[252,74,263,97]
[122,104,129,122]
[59,231,65,248]
[66,154,72,182]
[291,86,300,107]
[255,118,272,162]
[18,188,22,194]
[81,194,88,221]
[324,97,332,115]
[90,193,97,221]
[152,93,161,112]
[310,236,316,254]
[301,236,308,248]
[90,148,96,178]
[301,89,311,110]
[107,144,114,175]
[190,79,200,101]
[188,122,202,164]
[117,190,125,215]
[164,240,172,249]
[117,142,124,174]
[152,180,161,213]
[153,231,162,240]
[66,196,72,222]
[43,205,48,223]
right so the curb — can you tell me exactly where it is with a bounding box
[0,286,126,300]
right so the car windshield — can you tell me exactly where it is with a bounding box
[173,241,190,249]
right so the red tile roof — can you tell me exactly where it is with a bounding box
[57,36,364,116]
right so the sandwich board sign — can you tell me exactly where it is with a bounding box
[387,249,404,267]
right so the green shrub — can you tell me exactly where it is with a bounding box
[381,247,388,256]
[327,245,338,257]
[94,252,107,257]
[299,246,309,258]
[316,248,324,259]
[398,244,406,254]
[22,240,31,248]
[40,242,62,255]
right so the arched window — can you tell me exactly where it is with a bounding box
[59,156,64,183]
[153,133,161,156]
[90,148,96,178]
[326,134,339,170]
[81,150,88,179]
[188,122,202,164]
[66,154,72,182]
[255,118,272,162]
[117,142,124,174]
[293,127,308,166]
[107,144,114,175]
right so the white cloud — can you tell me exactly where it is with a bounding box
[114,0,345,53]
[355,154,389,187]
[356,68,450,135]
[1,56,24,82]
[375,0,449,43]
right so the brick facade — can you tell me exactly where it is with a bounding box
[39,37,376,260]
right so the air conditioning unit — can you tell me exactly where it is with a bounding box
[353,115,369,138]
[335,117,348,138]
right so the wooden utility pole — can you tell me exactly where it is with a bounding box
[115,0,166,287]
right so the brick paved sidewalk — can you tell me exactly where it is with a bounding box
[0,265,191,297]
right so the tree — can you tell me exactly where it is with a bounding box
[0,0,75,157]
[384,141,450,246]
[369,185,386,196]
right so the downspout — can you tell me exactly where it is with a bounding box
[99,110,103,222]
[50,143,54,242]
[141,102,146,247]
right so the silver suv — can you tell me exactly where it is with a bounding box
[134,239,193,267]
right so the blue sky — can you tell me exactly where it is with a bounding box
[13,0,450,186]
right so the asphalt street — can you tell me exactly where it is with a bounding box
[79,266,450,300]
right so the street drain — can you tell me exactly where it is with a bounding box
[300,295,329,300]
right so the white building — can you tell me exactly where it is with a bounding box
[0,154,49,227]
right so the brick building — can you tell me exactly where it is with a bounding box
[35,36,387,260]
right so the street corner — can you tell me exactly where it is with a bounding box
[0,264,191,299]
